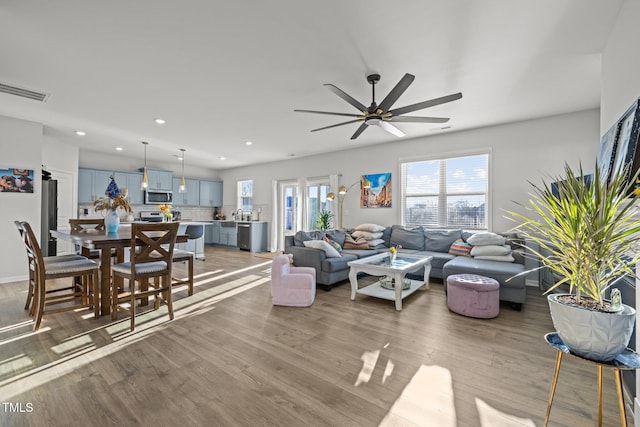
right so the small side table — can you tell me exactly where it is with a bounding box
[544,332,640,427]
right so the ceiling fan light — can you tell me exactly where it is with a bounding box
[366,118,381,126]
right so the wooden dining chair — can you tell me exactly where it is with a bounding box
[111,222,179,331]
[14,221,86,315]
[172,249,194,296]
[69,218,106,260]
[17,221,99,331]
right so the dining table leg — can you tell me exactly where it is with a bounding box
[100,247,112,316]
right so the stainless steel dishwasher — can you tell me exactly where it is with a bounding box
[236,222,251,250]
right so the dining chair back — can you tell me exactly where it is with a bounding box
[69,218,107,260]
[111,222,179,331]
[17,221,99,330]
[14,220,85,315]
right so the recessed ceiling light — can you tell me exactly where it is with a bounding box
[219,156,226,160]
[244,141,253,146]
[115,147,123,151]
[154,118,166,125]
[75,130,86,136]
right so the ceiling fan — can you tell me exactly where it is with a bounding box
[295,73,462,140]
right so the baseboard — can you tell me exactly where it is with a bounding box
[0,274,28,284]
[525,278,539,287]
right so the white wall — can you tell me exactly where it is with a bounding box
[220,109,599,236]
[599,0,640,419]
[0,116,43,283]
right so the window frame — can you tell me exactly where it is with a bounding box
[237,179,253,211]
[400,149,491,231]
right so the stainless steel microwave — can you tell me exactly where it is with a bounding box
[144,189,173,205]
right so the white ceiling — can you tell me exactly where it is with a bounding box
[0,1,623,170]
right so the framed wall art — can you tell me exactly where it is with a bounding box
[0,168,34,193]
[361,172,391,208]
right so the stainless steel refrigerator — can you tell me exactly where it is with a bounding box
[41,179,57,256]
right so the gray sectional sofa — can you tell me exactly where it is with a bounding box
[284,225,527,310]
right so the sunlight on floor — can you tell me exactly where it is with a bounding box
[379,365,456,427]
[476,398,536,427]
[0,261,273,401]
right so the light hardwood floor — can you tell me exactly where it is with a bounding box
[0,246,634,426]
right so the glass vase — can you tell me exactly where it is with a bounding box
[105,209,120,233]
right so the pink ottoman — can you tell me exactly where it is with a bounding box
[447,274,499,318]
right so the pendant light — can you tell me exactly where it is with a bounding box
[179,148,186,193]
[141,141,149,189]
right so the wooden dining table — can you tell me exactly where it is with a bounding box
[51,226,187,316]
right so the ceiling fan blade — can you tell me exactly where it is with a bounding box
[324,84,368,112]
[390,116,450,123]
[294,109,361,118]
[311,119,362,133]
[378,121,405,138]
[378,73,415,113]
[389,92,463,116]
[351,123,368,140]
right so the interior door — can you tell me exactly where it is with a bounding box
[50,169,76,255]
[276,181,298,250]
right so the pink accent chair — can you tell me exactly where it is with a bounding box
[271,253,316,307]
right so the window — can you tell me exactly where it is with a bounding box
[401,153,489,230]
[237,179,253,211]
[306,181,332,230]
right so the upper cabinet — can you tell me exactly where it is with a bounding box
[78,168,114,203]
[113,171,143,205]
[172,177,200,206]
[199,180,223,207]
[144,168,172,190]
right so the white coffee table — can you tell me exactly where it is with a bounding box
[348,252,432,311]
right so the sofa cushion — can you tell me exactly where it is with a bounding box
[390,225,424,250]
[382,226,392,247]
[304,239,341,257]
[443,256,525,288]
[326,229,347,247]
[355,223,386,233]
[293,231,313,247]
[416,250,456,271]
[424,229,462,252]
[342,249,379,259]
[448,239,472,257]
[322,254,357,272]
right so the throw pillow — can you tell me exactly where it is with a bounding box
[367,238,385,248]
[390,225,424,250]
[323,235,343,254]
[474,254,515,263]
[351,230,383,240]
[470,244,511,257]
[466,232,506,246]
[424,229,462,252]
[448,239,472,257]
[355,223,386,233]
[343,234,370,249]
[303,239,342,257]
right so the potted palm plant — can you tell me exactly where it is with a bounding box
[315,210,334,231]
[508,162,640,362]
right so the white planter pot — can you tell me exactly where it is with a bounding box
[548,293,635,362]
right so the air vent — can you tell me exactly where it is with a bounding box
[0,82,49,102]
